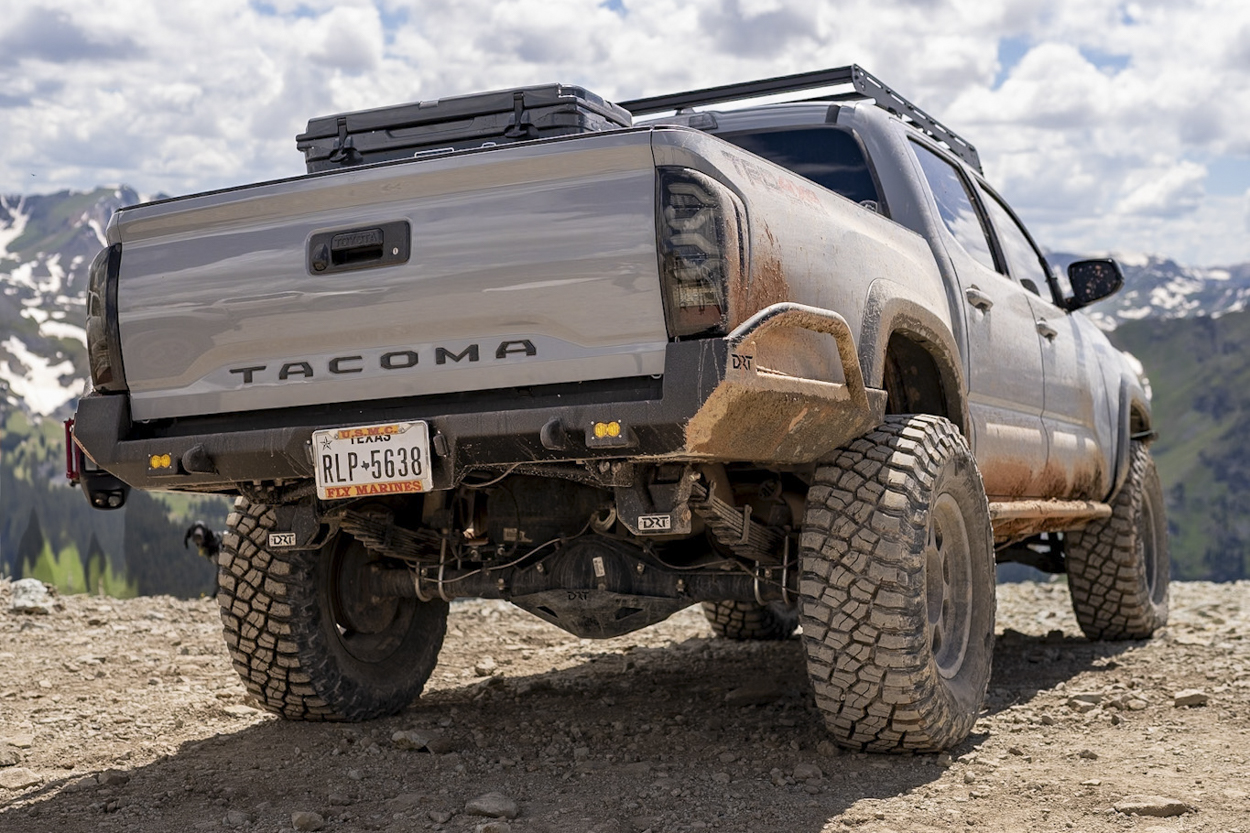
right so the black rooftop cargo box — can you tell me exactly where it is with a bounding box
[296,84,633,173]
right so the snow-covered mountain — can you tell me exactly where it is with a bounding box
[0,187,146,417]
[1051,252,1250,331]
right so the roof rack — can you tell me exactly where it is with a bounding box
[619,65,981,172]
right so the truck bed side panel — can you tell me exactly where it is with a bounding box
[651,128,948,387]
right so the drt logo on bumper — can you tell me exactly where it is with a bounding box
[637,514,672,532]
[268,532,297,548]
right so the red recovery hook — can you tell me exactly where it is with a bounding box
[65,418,83,485]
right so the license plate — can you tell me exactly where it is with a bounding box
[313,421,433,500]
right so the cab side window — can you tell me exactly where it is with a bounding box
[977,184,1050,296]
[910,142,997,272]
[719,127,883,208]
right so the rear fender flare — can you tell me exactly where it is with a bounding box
[858,279,968,437]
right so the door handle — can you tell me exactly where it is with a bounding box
[1036,319,1059,341]
[965,287,993,311]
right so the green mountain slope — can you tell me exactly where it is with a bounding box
[2,187,224,598]
[1107,310,1250,581]
[1,408,224,598]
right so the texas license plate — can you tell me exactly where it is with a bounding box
[313,421,433,500]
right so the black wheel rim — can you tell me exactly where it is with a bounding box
[925,493,973,679]
[326,535,414,664]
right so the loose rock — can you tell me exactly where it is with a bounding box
[465,792,520,819]
[0,767,41,790]
[1173,689,1209,708]
[475,822,511,833]
[793,762,823,781]
[9,579,55,614]
[291,810,325,830]
[223,809,250,828]
[393,729,435,750]
[1113,795,1195,817]
[1067,694,1100,713]
[0,746,20,767]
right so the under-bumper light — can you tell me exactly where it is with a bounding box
[586,420,633,448]
[149,453,173,470]
[593,421,621,439]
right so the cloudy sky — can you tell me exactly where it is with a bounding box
[1,0,1248,266]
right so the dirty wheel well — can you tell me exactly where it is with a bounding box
[882,333,948,418]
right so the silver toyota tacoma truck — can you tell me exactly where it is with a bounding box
[72,66,1168,752]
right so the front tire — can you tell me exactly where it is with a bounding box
[798,416,995,753]
[1065,442,1169,640]
[216,498,448,720]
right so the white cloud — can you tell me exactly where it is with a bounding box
[0,0,1249,265]
[1116,160,1207,217]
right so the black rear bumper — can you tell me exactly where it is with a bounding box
[73,340,728,493]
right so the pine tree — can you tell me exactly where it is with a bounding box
[17,507,45,576]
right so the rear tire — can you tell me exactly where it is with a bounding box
[216,498,448,720]
[1065,442,1169,640]
[799,416,995,753]
[701,600,798,640]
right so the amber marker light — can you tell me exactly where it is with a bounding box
[593,421,623,439]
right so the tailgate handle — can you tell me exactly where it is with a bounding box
[309,221,410,275]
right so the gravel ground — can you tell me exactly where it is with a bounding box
[1,577,1248,833]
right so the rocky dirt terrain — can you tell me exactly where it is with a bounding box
[1,576,1248,833]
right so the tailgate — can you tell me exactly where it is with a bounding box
[113,131,667,421]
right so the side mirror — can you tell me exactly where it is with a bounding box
[1067,258,1124,310]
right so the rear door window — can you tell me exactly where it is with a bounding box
[910,141,998,273]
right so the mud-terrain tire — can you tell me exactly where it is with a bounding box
[1065,442,1169,640]
[216,498,448,720]
[799,415,996,753]
[701,600,798,640]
